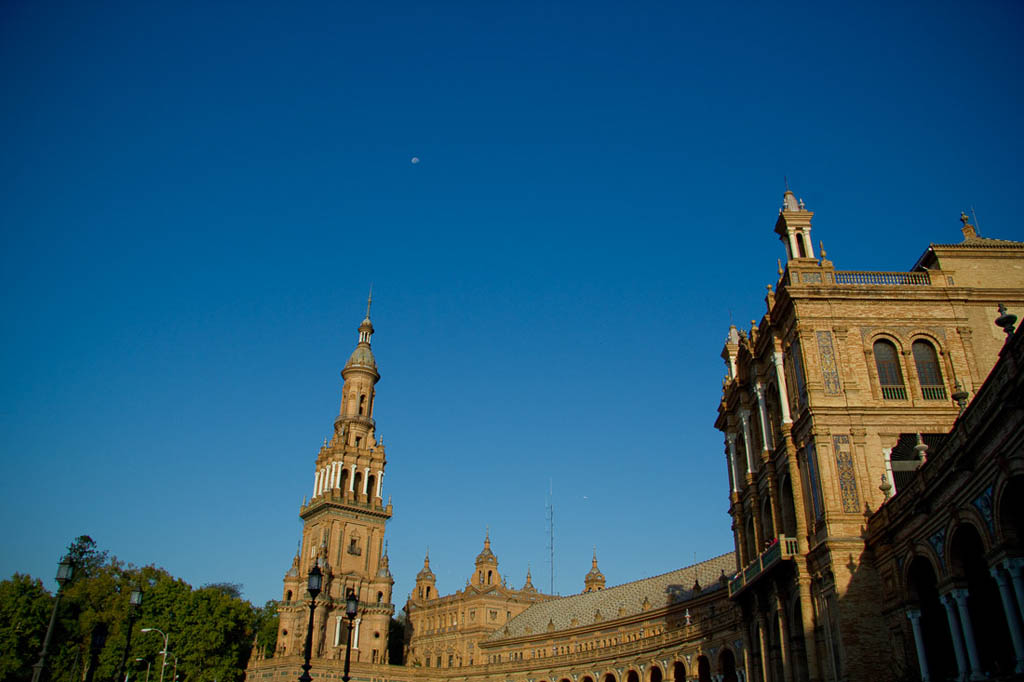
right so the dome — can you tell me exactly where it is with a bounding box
[345,344,377,370]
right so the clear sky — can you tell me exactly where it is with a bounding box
[2,1,1023,608]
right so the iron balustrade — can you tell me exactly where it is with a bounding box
[728,536,800,598]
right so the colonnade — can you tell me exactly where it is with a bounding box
[312,462,384,500]
[906,558,1024,680]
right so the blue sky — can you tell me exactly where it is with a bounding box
[2,1,1023,607]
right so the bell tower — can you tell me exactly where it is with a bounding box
[276,296,395,665]
[774,187,816,262]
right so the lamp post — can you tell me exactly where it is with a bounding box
[135,658,151,682]
[31,556,74,682]
[140,628,169,682]
[341,591,358,682]
[117,587,144,682]
[297,564,323,682]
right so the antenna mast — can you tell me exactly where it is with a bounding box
[546,480,555,594]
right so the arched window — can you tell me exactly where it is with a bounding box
[340,468,350,492]
[377,591,383,603]
[359,394,366,415]
[873,340,906,400]
[912,340,946,400]
[761,497,775,545]
[353,471,363,495]
[367,475,376,499]
[487,570,493,584]
[795,233,806,258]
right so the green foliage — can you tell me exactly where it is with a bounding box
[0,574,54,682]
[1,540,270,682]
[386,617,405,665]
[252,601,279,660]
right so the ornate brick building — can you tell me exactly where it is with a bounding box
[404,533,556,669]
[715,189,1024,682]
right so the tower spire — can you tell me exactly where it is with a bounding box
[366,284,373,319]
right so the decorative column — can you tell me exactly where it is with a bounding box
[375,471,384,498]
[334,615,343,647]
[991,565,1024,672]
[739,409,755,473]
[362,467,370,495]
[939,593,968,680]
[353,617,362,649]
[951,588,983,679]
[757,613,773,682]
[906,609,931,682]
[726,433,740,493]
[771,352,792,424]
[1005,558,1024,627]
[776,601,794,682]
[754,382,772,451]
[348,464,356,493]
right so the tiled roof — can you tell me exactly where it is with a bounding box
[930,236,1024,248]
[486,552,736,642]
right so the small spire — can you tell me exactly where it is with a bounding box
[366,284,373,319]
[879,473,892,501]
[996,304,1018,338]
[819,241,827,259]
[915,434,929,464]
[485,526,490,549]
[777,258,783,277]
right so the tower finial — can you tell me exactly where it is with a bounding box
[784,175,790,192]
[366,284,373,319]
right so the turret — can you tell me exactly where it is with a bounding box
[774,187,816,262]
[415,551,437,600]
[472,530,501,587]
[583,548,605,593]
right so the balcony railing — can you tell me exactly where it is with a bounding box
[728,536,800,598]
[881,385,908,400]
[833,271,931,286]
[921,385,948,400]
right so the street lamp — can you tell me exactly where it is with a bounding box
[297,564,323,682]
[341,590,359,682]
[30,556,74,682]
[117,586,144,682]
[135,658,151,682]
[140,628,169,682]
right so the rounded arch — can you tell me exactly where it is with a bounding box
[760,496,775,545]
[648,664,662,682]
[581,676,595,682]
[945,516,992,570]
[948,523,1014,672]
[905,555,955,679]
[696,655,711,682]
[995,474,1024,547]
[625,670,640,682]
[872,337,906,399]
[602,673,617,682]
[718,648,738,682]
[671,661,685,682]
[911,338,946,399]
[743,513,757,564]
[779,473,798,537]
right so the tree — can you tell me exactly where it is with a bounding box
[0,574,54,682]
[252,601,279,660]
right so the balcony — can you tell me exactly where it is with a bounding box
[833,270,931,286]
[728,536,800,598]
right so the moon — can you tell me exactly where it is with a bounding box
[411,157,420,164]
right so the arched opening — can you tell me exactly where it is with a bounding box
[780,475,798,537]
[377,591,383,603]
[873,339,906,400]
[581,677,594,682]
[949,523,1014,674]
[697,655,711,682]
[487,570,493,584]
[340,468,350,492]
[367,475,376,499]
[906,555,955,680]
[744,513,757,564]
[761,497,775,547]
[626,671,639,682]
[649,665,662,682]
[718,649,738,682]
[998,475,1024,547]
[286,590,293,601]
[603,673,617,682]
[770,609,784,682]
[353,471,363,496]
[795,232,806,258]
[358,394,366,415]
[672,662,685,682]
[912,340,946,400]
[425,586,431,598]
